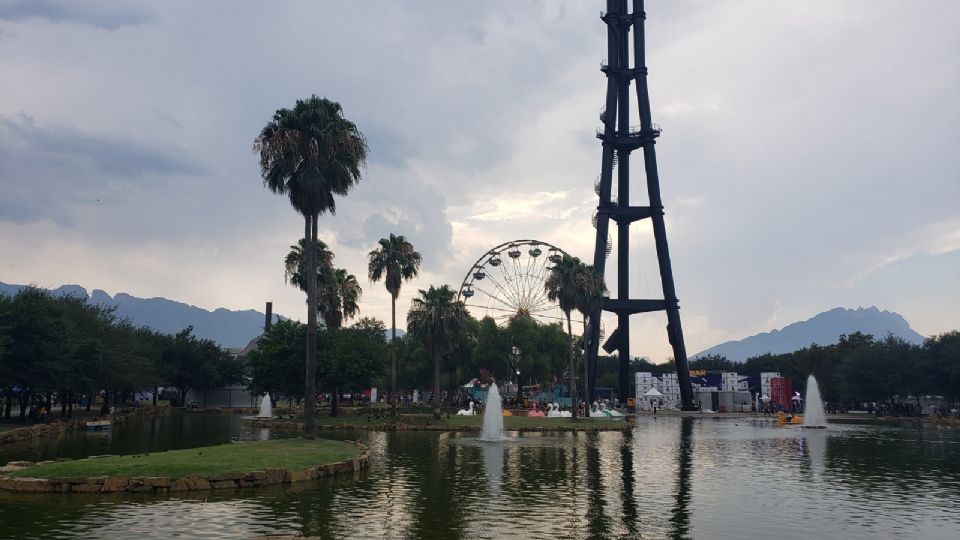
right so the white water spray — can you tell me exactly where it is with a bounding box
[479,383,508,441]
[802,375,827,428]
[257,393,273,418]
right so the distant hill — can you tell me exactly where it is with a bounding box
[0,282,278,349]
[693,306,925,362]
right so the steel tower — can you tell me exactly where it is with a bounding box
[585,0,695,410]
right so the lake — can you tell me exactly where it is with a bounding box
[1,412,958,539]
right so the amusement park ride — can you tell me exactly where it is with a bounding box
[456,0,695,410]
[458,239,572,326]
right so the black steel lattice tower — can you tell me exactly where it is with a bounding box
[585,0,695,410]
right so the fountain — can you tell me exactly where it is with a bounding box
[256,393,273,418]
[802,375,827,428]
[479,383,510,441]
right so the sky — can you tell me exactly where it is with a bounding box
[1,0,958,362]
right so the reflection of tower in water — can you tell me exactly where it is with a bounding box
[670,417,693,538]
[620,432,638,537]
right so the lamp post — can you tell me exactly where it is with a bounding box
[512,346,522,405]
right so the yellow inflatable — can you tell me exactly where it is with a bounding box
[502,410,513,416]
[776,411,804,426]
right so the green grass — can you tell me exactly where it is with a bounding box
[0,424,19,433]
[10,438,360,479]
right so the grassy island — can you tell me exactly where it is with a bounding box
[9,438,360,480]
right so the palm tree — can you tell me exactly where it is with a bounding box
[368,234,422,417]
[284,243,362,417]
[407,285,470,419]
[255,95,367,438]
[319,268,361,417]
[319,268,362,329]
[544,254,588,418]
[284,239,334,292]
[576,264,607,404]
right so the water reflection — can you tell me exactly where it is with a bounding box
[481,442,503,495]
[669,417,694,540]
[803,428,828,473]
[620,433,638,538]
[2,416,959,539]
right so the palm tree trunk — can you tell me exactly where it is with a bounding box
[432,344,441,420]
[303,215,318,439]
[567,313,578,418]
[582,315,591,406]
[390,294,398,417]
[581,317,591,404]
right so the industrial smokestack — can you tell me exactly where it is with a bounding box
[264,302,273,332]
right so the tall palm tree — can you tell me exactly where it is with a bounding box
[255,95,367,438]
[544,254,587,418]
[368,234,422,417]
[576,264,607,404]
[407,285,470,419]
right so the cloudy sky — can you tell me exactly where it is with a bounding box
[1,0,957,361]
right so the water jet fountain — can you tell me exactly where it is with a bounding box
[479,383,510,441]
[256,393,273,418]
[802,375,827,428]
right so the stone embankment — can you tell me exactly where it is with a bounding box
[0,404,170,445]
[0,442,369,495]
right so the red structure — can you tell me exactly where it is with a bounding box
[770,377,794,411]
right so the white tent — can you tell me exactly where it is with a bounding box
[641,387,664,411]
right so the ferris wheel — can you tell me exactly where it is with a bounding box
[457,239,571,325]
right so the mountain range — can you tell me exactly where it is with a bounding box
[2,283,921,359]
[0,282,278,349]
[692,306,925,362]
[0,282,406,348]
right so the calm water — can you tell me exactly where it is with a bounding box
[1,413,958,539]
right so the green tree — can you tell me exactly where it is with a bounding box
[319,317,388,406]
[160,327,239,407]
[407,285,471,419]
[4,288,66,419]
[575,264,606,402]
[320,268,362,330]
[284,239,334,293]
[925,331,960,400]
[255,95,368,438]
[247,320,308,401]
[544,254,589,417]
[368,233,422,416]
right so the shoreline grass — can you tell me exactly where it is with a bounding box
[9,438,360,479]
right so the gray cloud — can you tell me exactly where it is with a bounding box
[0,1,957,360]
[0,0,153,29]
[0,113,204,223]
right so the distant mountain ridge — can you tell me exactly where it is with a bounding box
[0,282,277,349]
[693,306,925,362]
[1,281,407,348]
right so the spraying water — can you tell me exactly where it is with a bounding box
[257,393,273,418]
[479,383,508,441]
[802,375,827,428]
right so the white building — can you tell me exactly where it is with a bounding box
[721,372,749,392]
